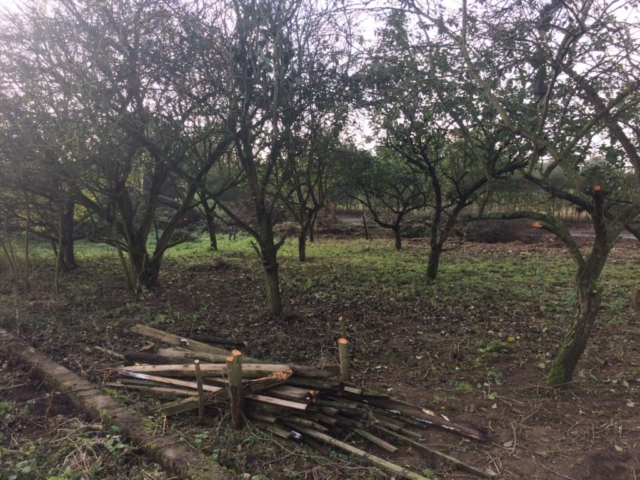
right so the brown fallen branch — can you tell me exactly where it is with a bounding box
[155,348,331,379]
[342,385,363,395]
[284,377,342,392]
[192,335,248,348]
[118,371,222,393]
[148,373,293,417]
[118,363,293,378]
[264,385,316,403]
[157,348,262,364]
[281,416,330,433]
[366,397,489,442]
[374,426,497,479]
[306,409,339,426]
[246,394,308,411]
[371,412,423,440]
[251,420,296,440]
[116,378,175,389]
[314,397,361,410]
[124,351,192,365]
[104,382,197,398]
[246,372,293,393]
[334,414,399,453]
[294,426,430,480]
[153,394,231,416]
[130,325,228,355]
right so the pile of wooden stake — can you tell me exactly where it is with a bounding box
[104,324,496,480]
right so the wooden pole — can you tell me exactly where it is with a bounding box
[294,426,430,480]
[227,349,244,429]
[338,338,350,382]
[338,316,347,339]
[194,360,205,419]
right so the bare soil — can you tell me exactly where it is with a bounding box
[1,231,640,479]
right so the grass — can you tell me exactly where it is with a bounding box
[2,230,640,479]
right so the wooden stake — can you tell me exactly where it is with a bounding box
[286,377,342,391]
[130,325,228,355]
[294,426,429,480]
[374,427,497,479]
[103,383,198,398]
[118,370,221,393]
[264,385,315,403]
[338,338,350,382]
[194,360,205,419]
[366,397,489,442]
[245,394,308,411]
[118,363,292,378]
[227,350,244,429]
[281,416,330,433]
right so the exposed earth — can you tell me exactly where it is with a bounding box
[1,222,640,479]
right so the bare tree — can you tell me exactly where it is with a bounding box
[402,0,640,384]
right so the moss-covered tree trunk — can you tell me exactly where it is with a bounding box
[547,273,601,386]
[546,191,614,386]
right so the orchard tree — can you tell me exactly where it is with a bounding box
[277,122,346,261]
[344,148,430,250]
[403,0,640,384]
[366,10,526,278]
[213,0,355,315]
[0,0,239,290]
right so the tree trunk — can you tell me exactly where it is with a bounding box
[393,226,402,251]
[427,245,441,281]
[308,210,318,243]
[60,239,77,271]
[427,219,442,280]
[547,193,611,387]
[298,232,306,262]
[201,198,218,251]
[129,239,162,290]
[262,248,283,317]
[308,220,315,243]
[60,199,78,270]
[547,275,601,386]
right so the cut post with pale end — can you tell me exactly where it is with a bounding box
[338,338,350,382]
[227,350,244,429]
[194,360,205,419]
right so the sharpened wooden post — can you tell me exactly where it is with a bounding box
[227,349,244,429]
[194,360,205,419]
[338,338,350,382]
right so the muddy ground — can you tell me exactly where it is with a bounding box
[1,226,640,479]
